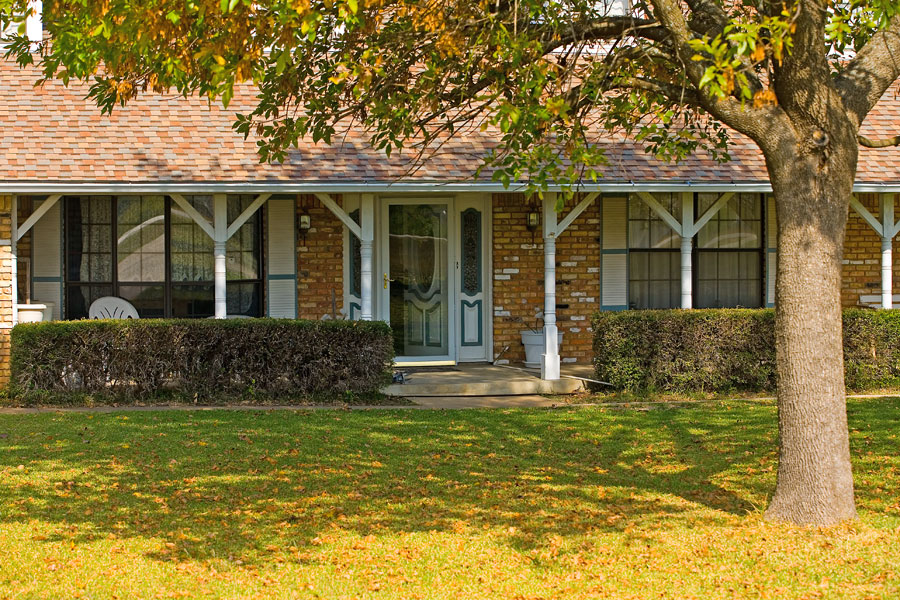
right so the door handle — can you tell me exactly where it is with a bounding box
[383,273,395,289]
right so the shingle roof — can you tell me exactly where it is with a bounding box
[0,60,898,186]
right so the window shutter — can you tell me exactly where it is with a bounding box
[601,196,628,310]
[266,197,297,318]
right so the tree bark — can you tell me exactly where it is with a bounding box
[762,131,858,526]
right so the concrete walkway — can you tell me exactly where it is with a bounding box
[0,395,566,413]
[1,393,896,413]
[408,395,561,409]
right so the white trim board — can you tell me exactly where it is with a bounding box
[4,181,900,194]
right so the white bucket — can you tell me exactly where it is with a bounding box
[521,329,564,368]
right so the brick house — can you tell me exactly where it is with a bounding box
[1,56,899,385]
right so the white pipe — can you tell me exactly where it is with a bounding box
[213,194,228,319]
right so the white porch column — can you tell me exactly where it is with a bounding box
[882,196,894,309]
[359,194,375,321]
[213,194,228,319]
[680,193,694,309]
[882,237,893,309]
[542,193,560,381]
[850,194,900,309]
[10,196,17,325]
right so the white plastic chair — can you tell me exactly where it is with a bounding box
[88,296,140,320]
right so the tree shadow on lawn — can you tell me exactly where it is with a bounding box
[0,402,815,564]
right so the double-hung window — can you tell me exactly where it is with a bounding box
[695,193,763,308]
[626,192,764,309]
[627,193,682,309]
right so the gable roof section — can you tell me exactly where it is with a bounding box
[0,60,898,189]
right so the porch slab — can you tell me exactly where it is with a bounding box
[384,364,587,397]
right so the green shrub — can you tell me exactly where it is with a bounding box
[9,319,394,404]
[592,308,900,393]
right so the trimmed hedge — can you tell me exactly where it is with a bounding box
[592,309,900,393]
[10,319,394,404]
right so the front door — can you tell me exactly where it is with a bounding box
[381,200,455,363]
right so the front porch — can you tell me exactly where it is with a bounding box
[9,190,599,383]
[7,186,900,392]
[384,363,593,397]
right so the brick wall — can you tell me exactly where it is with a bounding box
[296,194,345,319]
[841,193,900,307]
[491,193,600,365]
[0,195,13,386]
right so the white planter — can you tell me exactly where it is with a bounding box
[520,329,564,369]
[17,303,48,324]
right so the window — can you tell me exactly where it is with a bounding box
[66,197,114,318]
[628,193,681,309]
[626,193,764,310]
[695,193,763,308]
[117,195,166,317]
[65,195,263,319]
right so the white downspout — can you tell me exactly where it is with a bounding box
[541,193,560,381]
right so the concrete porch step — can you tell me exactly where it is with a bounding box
[384,364,587,397]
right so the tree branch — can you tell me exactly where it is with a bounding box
[835,15,900,129]
[540,16,668,53]
[684,0,728,37]
[858,133,900,148]
[682,0,765,102]
[647,0,777,140]
[769,1,832,123]
[608,77,704,108]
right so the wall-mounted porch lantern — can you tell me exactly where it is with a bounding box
[298,214,311,240]
[526,211,541,231]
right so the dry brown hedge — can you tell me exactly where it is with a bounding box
[9,318,393,404]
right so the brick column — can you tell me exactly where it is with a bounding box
[0,195,14,387]
[296,194,345,319]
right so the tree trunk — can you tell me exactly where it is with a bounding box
[763,139,858,526]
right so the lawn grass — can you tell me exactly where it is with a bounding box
[1,398,898,599]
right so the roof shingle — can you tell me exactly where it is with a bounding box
[0,60,898,185]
